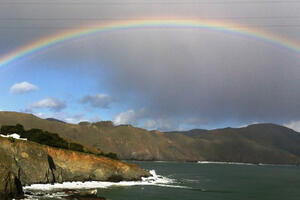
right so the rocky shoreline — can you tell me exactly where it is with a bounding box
[23,189,106,200]
[0,136,150,199]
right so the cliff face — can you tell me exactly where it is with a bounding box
[0,136,150,198]
[0,153,23,199]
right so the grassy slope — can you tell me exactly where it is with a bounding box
[0,112,197,161]
[1,112,300,164]
[182,124,300,164]
[0,112,102,154]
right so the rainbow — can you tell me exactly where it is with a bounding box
[0,19,300,68]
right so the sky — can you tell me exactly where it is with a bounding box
[1,0,300,131]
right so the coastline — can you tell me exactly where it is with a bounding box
[23,170,183,191]
[197,160,300,167]
[126,159,300,166]
[21,160,300,200]
[22,170,183,199]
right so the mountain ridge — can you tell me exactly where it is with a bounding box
[0,111,300,164]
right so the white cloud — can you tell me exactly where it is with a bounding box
[64,113,86,124]
[144,119,157,129]
[10,81,38,94]
[113,108,180,130]
[32,112,89,124]
[29,98,66,112]
[65,118,85,124]
[30,111,102,125]
[113,109,137,125]
[143,118,179,131]
[80,94,114,108]
[284,121,300,132]
[238,121,259,128]
[64,113,102,124]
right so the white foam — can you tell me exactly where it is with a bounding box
[23,191,67,200]
[0,133,27,141]
[24,170,187,191]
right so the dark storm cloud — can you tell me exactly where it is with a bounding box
[46,28,300,127]
[93,30,300,126]
[2,0,300,129]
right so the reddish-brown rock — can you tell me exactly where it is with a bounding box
[0,136,150,198]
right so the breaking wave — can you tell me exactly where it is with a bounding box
[24,170,186,192]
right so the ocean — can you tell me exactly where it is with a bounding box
[24,161,300,200]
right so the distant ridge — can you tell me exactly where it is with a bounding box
[165,129,208,136]
[0,111,300,164]
[46,118,66,124]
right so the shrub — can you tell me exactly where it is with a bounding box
[1,124,24,135]
[98,152,119,160]
[8,137,15,143]
[69,143,84,152]
[105,152,119,160]
[23,129,69,149]
[1,124,69,150]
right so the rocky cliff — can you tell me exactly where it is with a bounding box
[0,136,150,199]
[0,156,23,199]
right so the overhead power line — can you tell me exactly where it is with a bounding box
[0,25,300,29]
[2,16,300,20]
[1,1,300,5]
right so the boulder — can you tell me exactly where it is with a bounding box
[64,189,106,200]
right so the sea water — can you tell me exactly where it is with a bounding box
[24,161,300,200]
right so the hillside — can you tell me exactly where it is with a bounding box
[0,111,300,164]
[174,124,300,164]
[0,112,199,161]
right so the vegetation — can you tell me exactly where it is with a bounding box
[1,124,24,135]
[98,152,119,160]
[0,124,118,160]
[92,121,114,127]
[25,129,69,149]
[78,121,90,126]
[8,137,15,143]
[1,124,79,150]
[69,142,84,152]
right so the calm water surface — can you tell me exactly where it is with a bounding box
[98,161,300,200]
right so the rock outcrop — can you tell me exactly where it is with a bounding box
[64,189,106,200]
[0,150,23,199]
[0,136,150,198]
[0,168,23,199]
